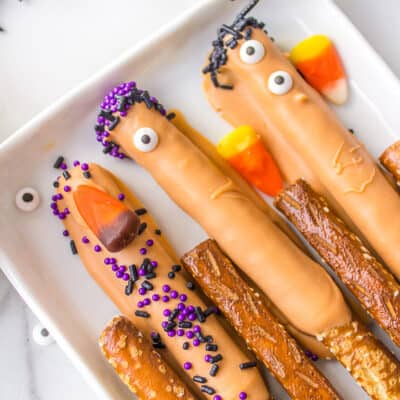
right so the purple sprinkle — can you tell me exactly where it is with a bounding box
[239,392,247,400]
[143,298,151,306]
[170,290,178,299]
[178,314,186,322]
[180,294,187,302]
[162,321,168,329]
[186,331,194,339]
[122,273,130,281]
[178,303,186,311]
[188,314,196,322]
[109,257,116,264]
[111,264,119,272]
[146,239,154,247]
[152,294,160,302]
[81,163,89,171]
[311,354,319,362]
[193,325,201,333]
[50,202,58,209]
[52,210,59,216]
[168,330,176,338]
[163,309,171,317]
[62,230,69,237]
[139,268,146,277]
[64,185,71,192]
[183,362,192,370]
[139,288,147,296]
[60,163,67,170]
[58,213,66,220]
[116,271,123,279]
[137,301,144,308]
[118,154,125,160]
[119,265,127,272]
[177,329,184,337]
[94,245,102,252]
[104,258,111,265]
[193,339,200,347]
[118,193,125,201]
[97,116,105,124]
[64,208,70,215]
[162,285,170,293]
[120,111,127,117]
[187,305,195,313]
[162,295,169,303]
[151,261,158,268]
[73,160,80,167]
[56,193,63,200]
[82,236,90,244]
[205,354,212,363]
[305,350,312,358]
[51,195,58,202]
[214,396,222,400]
[140,248,147,255]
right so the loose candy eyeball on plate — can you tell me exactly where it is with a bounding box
[32,323,54,346]
[15,187,40,212]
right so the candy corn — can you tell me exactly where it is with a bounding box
[74,185,140,252]
[290,34,348,105]
[217,126,283,197]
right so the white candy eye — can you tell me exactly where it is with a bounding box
[32,323,54,346]
[15,187,40,212]
[268,71,293,95]
[133,127,159,152]
[239,40,265,64]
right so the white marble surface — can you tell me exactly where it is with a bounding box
[1,0,400,399]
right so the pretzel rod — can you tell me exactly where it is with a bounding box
[182,239,342,400]
[380,140,400,184]
[275,179,400,347]
[53,163,270,400]
[100,316,196,400]
[202,4,400,281]
[319,320,400,400]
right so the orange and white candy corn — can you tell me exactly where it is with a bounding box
[290,35,348,105]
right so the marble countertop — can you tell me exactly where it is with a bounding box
[1,0,399,398]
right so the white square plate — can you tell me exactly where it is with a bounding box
[1,0,400,398]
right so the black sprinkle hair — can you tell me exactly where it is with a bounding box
[203,0,267,89]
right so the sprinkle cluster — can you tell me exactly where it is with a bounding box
[202,0,267,89]
[95,82,167,158]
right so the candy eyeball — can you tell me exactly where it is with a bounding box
[15,187,40,212]
[268,71,293,95]
[133,127,159,152]
[32,323,54,346]
[239,40,265,64]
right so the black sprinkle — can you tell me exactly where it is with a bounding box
[153,342,166,349]
[179,321,192,329]
[270,36,275,42]
[53,156,64,169]
[129,264,139,282]
[53,181,60,188]
[204,307,215,317]
[103,144,113,154]
[196,331,206,343]
[125,280,134,296]
[240,361,257,370]
[83,171,91,179]
[108,116,120,131]
[172,264,181,272]
[206,344,218,352]
[145,272,156,279]
[62,171,71,180]
[138,222,147,235]
[140,258,151,273]
[210,364,219,377]
[186,281,195,291]
[135,310,150,318]
[141,280,153,291]
[70,240,78,255]
[142,91,153,109]
[183,342,190,350]
[168,271,175,279]
[201,385,216,395]
[169,309,179,321]
[349,128,355,134]
[135,208,147,216]
[210,354,223,364]
[166,112,176,120]
[205,335,213,343]
[95,124,105,132]
[193,375,207,384]
[195,306,206,323]
[117,96,128,112]
[151,332,161,343]
[165,321,177,332]
[155,229,162,235]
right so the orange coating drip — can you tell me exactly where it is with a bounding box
[295,43,345,93]
[228,139,283,196]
